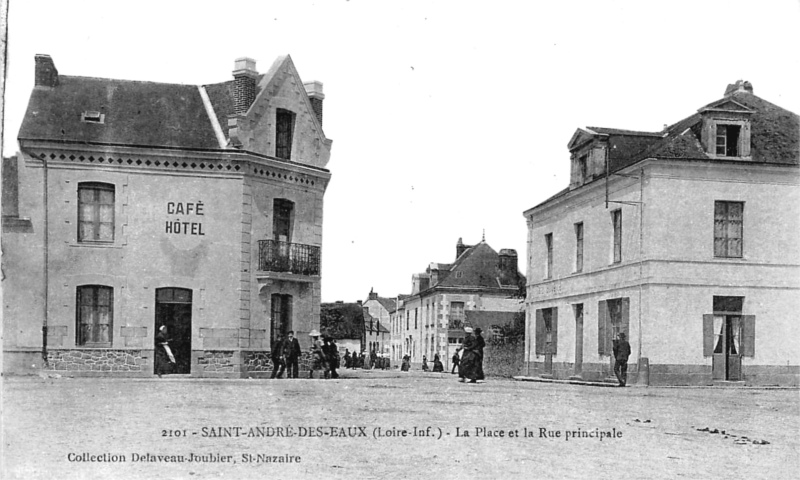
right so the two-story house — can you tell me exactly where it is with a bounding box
[397,238,525,370]
[523,81,799,386]
[2,54,332,378]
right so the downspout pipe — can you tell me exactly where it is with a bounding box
[42,155,49,366]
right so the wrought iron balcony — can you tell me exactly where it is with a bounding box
[258,240,321,276]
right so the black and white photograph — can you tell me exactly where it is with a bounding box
[1,1,798,478]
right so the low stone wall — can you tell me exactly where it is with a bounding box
[44,349,147,373]
[242,351,313,377]
[197,351,236,374]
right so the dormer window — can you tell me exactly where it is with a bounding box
[81,111,105,124]
[716,124,741,156]
[276,109,295,160]
[578,155,588,183]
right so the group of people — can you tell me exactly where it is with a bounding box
[420,354,444,372]
[343,349,389,370]
[455,326,486,384]
[269,331,303,379]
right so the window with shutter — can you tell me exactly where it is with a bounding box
[611,210,622,263]
[550,308,558,355]
[702,314,715,357]
[535,309,545,355]
[740,315,755,357]
[544,233,553,279]
[574,222,584,273]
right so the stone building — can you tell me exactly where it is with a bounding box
[393,238,525,370]
[2,54,332,377]
[362,289,397,356]
[523,81,799,386]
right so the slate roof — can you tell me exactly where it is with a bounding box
[530,86,799,210]
[19,76,220,149]
[432,242,525,291]
[375,297,397,313]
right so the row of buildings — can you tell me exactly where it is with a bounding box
[3,55,798,385]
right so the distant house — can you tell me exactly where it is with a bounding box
[363,289,397,357]
[393,238,525,369]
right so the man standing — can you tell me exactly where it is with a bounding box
[284,330,302,379]
[270,334,286,379]
[613,332,631,387]
[451,348,460,374]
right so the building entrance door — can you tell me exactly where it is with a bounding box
[712,315,742,381]
[155,288,192,375]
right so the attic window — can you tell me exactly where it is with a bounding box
[81,111,105,124]
[456,271,464,279]
[716,125,740,156]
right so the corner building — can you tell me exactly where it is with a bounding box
[2,55,332,377]
[523,81,799,386]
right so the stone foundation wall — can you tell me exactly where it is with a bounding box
[44,349,147,373]
[242,351,313,376]
[197,351,236,373]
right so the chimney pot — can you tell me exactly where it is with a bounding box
[35,54,59,88]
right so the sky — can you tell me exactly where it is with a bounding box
[3,0,799,303]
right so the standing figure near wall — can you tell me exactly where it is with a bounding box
[154,326,175,378]
[308,330,329,379]
[458,327,479,384]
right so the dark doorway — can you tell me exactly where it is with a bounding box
[155,288,192,375]
[711,296,743,381]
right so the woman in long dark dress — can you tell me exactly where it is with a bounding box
[432,354,444,372]
[458,327,479,383]
[154,325,174,378]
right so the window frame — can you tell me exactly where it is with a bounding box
[275,108,296,160]
[574,222,584,273]
[77,182,115,243]
[544,233,553,279]
[76,285,114,347]
[611,209,622,264]
[714,201,744,258]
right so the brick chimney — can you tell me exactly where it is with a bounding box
[456,237,471,259]
[498,249,519,286]
[35,54,59,88]
[232,57,258,114]
[303,81,325,126]
[368,288,378,301]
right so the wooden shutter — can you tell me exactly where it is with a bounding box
[740,315,755,357]
[551,308,558,355]
[535,309,545,355]
[702,314,714,357]
[598,301,608,355]
[621,297,630,336]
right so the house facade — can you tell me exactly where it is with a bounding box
[2,54,332,377]
[393,238,525,370]
[523,81,799,386]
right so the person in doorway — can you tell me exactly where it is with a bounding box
[474,328,486,382]
[458,327,479,384]
[432,354,444,372]
[154,325,175,378]
[422,355,429,372]
[270,334,286,379]
[308,330,329,379]
[451,348,461,374]
[613,332,632,387]
[284,331,302,379]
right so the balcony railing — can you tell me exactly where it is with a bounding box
[258,240,321,276]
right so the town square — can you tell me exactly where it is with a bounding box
[2,1,799,478]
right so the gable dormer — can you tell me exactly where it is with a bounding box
[698,95,754,160]
[567,128,608,190]
[227,56,332,168]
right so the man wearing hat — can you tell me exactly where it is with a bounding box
[459,327,479,383]
[308,330,329,379]
[612,332,631,387]
[283,331,302,378]
[474,328,486,382]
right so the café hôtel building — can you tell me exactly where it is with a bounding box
[2,54,332,377]
[523,81,799,386]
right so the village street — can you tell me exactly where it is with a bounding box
[2,370,797,480]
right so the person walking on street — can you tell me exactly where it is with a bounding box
[284,331,302,379]
[451,348,461,374]
[270,333,286,379]
[458,327,480,384]
[344,350,352,369]
[422,355,429,372]
[308,330,329,379]
[474,328,486,382]
[432,354,444,372]
[613,332,631,387]
[324,337,340,379]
